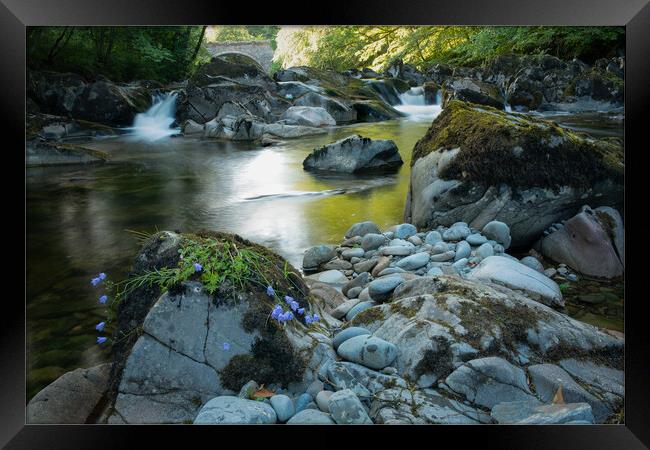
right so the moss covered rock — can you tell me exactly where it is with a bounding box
[405,101,623,246]
[106,230,333,424]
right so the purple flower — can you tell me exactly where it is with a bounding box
[223,342,231,351]
[98,273,107,280]
[91,277,101,286]
[98,295,108,304]
[95,321,106,332]
[284,295,294,304]
[193,263,203,272]
[297,307,305,315]
[312,314,320,322]
[279,311,294,322]
[266,285,275,297]
[289,300,299,312]
[305,315,313,325]
[271,304,283,320]
[97,336,107,345]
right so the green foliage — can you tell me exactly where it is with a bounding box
[27,26,209,82]
[209,26,280,49]
[274,26,624,72]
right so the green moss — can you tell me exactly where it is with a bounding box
[389,296,425,318]
[413,336,455,380]
[350,306,386,326]
[411,101,623,189]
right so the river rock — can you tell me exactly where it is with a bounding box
[425,230,443,245]
[396,252,430,271]
[538,206,624,278]
[280,106,336,127]
[337,335,398,370]
[430,251,455,262]
[342,272,370,296]
[323,258,353,271]
[445,357,536,409]
[286,409,335,424]
[346,301,378,321]
[361,233,387,251]
[331,298,362,319]
[345,221,382,238]
[454,241,471,261]
[315,390,334,412]
[393,223,417,239]
[381,246,413,256]
[520,256,544,273]
[475,242,494,260]
[466,233,487,245]
[270,394,295,422]
[303,134,403,174]
[27,363,112,424]
[527,363,612,422]
[482,221,512,249]
[295,393,313,413]
[333,327,372,350]
[368,276,405,301]
[469,256,563,307]
[193,396,277,424]
[328,389,373,424]
[443,225,471,241]
[371,256,392,277]
[442,77,505,109]
[491,400,594,424]
[306,269,348,285]
[303,245,335,271]
[342,247,365,260]
[404,102,623,247]
[427,267,444,276]
[294,91,357,123]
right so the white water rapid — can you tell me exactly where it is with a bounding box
[393,86,442,121]
[131,92,179,141]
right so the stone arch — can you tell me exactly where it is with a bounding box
[206,41,275,73]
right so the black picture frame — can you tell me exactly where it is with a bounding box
[4,0,648,447]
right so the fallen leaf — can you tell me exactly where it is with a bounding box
[253,384,275,399]
[552,385,565,405]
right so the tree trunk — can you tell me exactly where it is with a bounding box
[190,26,207,64]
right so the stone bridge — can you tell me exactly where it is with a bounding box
[206,40,275,72]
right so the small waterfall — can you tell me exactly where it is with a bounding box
[131,92,179,141]
[393,86,442,121]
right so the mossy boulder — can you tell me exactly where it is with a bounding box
[190,56,274,89]
[105,230,332,424]
[405,101,623,246]
[442,78,505,110]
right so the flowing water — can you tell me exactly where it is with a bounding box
[25,90,624,399]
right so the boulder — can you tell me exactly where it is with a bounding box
[336,335,398,370]
[294,91,357,123]
[106,231,321,424]
[27,363,111,424]
[469,256,563,307]
[303,245,336,271]
[286,409,335,424]
[193,396,277,424]
[280,106,336,127]
[352,100,404,122]
[404,101,623,247]
[442,78,505,109]
[538,206,624,278]
[190,56,274,90]
[303,135,403,174]
[345,221,382,238]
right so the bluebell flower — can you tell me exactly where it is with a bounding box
[271,304,283,319]
[267,285,275,297]
[91,277,101,286]
[283,311,294,321]
[284,295,294,304]
[95,321,106,332]
[223,342,231,351]
[305,315,313,325]
[289,300,299,312]
[98,295,108,304]
[98,273,107,280]
[193,263,203,272]
[297,308,305,315]
[97,336,107,344]
[312,314,320,322]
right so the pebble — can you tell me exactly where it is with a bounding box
[452,258,468,273]
[346,286,362,299]
[354,258,379,274]
[430,250,455,262]
[368,276,405,301]
[342,248,365,260]
[408,235,423,246]
[427,267,444,276]
[482,221,512,249]
[425,230,443,245]
[345,300,377,321]
[345,221,381,238]
[294,393,313,413]
[393,223,417,239]
[328,389,373,424]
[337,335,398,370]
[332,326,371,350]
[361,233,387,251]
[306,380,324,397]
[476,242,494,260]
[381,245,413,256]
[396,252,430,270]
[455,241,471,261]
[286,409,335,424]
[371,256,391,277]
[378,267,406,276]
[466,233,488,245]
[443,225,471,241]
[543,268,557,278]
[315,390,334,412]
[270,395,295,422]
[520,256,544,273]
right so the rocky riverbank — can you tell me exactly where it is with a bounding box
[26,52,623,166]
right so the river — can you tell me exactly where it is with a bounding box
[25,102,623,400]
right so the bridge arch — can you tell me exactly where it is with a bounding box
[206,41,275,73]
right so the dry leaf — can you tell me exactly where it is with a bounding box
[253,384,275,399]
[552,385,565,405]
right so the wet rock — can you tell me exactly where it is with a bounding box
[303,134,403,174]
[193,396,277,424]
